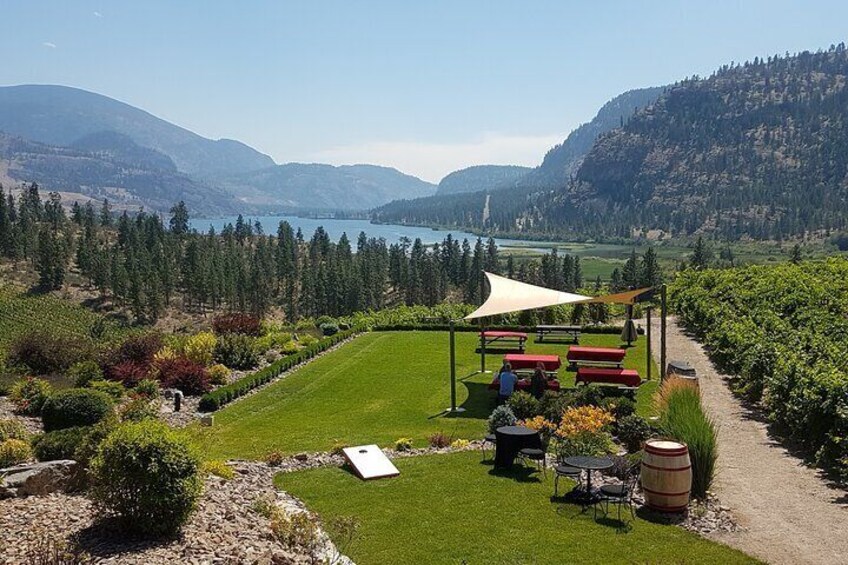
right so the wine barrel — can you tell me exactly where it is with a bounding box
[641,439,692,512]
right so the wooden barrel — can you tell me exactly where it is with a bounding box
[641,439,692,512]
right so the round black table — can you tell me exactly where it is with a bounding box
[494,425,542,469]
[563,456,613,506]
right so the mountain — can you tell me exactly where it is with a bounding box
[518,86,667,189]
[0,132,237,214]
[0,85,275,178]
[220,163,437,211]
[436,165,532,195]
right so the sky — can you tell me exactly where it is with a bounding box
[2,1,848,183]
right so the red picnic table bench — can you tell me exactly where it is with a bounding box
[488,377,562,392]
[566,346,626,368]
[503,353,561,372]
[576,367,641,388]
[476,331,527,353]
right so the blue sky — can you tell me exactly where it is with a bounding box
[2,1,848,182]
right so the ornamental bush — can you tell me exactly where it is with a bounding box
[88,379,125,401]
[616,414,653,453]
[181,332,217,366]
[212,313,261,336]
[31,426,91,461]
[154,357,211,396]
[0,438,33,467]
[7,331,93,375]
[9,377,53,416]
[107,360,149,387]
[104,333,163,371]
[214,334,259,370]
[134,378,161,400]
[208,364,230,385]
[487,405,517,434]
[0,418,28,442]
[41,388,114,432]
[68,360,104,388]
[506,391,540,420]
[90,420,203,536]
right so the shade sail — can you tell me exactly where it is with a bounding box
[464,272,591,320]
[576,287,654,305]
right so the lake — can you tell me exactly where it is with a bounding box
[190,215,547,250]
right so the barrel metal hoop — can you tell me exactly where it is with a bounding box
[641,461,692,472]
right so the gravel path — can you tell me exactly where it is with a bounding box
[647,316,848,565]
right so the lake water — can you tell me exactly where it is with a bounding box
[190,215,548,249]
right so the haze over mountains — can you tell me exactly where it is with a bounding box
[0,85,437,214]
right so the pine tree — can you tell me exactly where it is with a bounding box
[622,249,639,287]
[169,201,190,235]
[690,237,713,270]
[639,246,663,288]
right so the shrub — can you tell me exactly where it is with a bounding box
[269,507,320,553]
[153,345,178,363]
[181,332,217,366]
[394,437,413,452]
[7,331,93,375]
[319,322,339,336]
[488,405,517,433]
[451,439,470,449]
[119,397,158,422]
[9,377,53,415]
[32,426,91,461]
[107,360,150,387]
[208,364,230,385]
[506,391,540,420]
[0,438,33,467]
[214,334,259,370]
[600,396,636,421]
[616,414,653,453]
[154,357,211,396]
[428,432,452,448]
[68,361,104,388]
[212,313,261,336]
[298,334,318,347]
[88,379,125,401]
[105,333,162,370]
[90,420,203,536]
[201,460,235,480]
[539,391,573,425]
[265,450,285,466]
[658,383,717,499]
[134,378,161,400]
[0,418,28,442]
[254,331,293,354]
[518,416,557,443]
[554,405,616,460]
[570,385,608,408]
[280,341,300,355]
[72,417,117,468]
[41,388,114,432]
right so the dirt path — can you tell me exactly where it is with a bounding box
[645,316,848,565]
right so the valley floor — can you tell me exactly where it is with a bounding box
[648,316,848,565]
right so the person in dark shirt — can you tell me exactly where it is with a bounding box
[530,362,548,399]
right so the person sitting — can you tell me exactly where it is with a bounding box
[530,362,548,399]
[498,362,518,404]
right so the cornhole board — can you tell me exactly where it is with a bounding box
[342,444,400,480]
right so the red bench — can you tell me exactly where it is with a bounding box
[503,353,561,371]
[566,346,626,368]
[576,367,641,388]
[489,377,561,392]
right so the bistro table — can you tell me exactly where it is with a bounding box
[494,425,542,469]
[563,455,613,506]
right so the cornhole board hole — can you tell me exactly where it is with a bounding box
[342,444,400,480]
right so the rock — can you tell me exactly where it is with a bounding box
[0,460,82,498]
[294,453,308,461]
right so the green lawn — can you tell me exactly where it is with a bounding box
[278,451,757,565]
[193,330,659,460]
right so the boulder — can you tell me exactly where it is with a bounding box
[0,460,82,498]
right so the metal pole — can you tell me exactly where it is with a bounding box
[450,319,457,411]
[480,322,486,373]
[660,284,667,382]
[646,306,652,381]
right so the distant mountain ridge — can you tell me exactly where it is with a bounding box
[220,163,437,211]
[0,85,275,178]
[436,165,532,195]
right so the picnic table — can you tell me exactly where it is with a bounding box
[576,367,641,388]
[566,346,626,368]
[535,325,581,344]
[476,330,527,353]
[503,353,562,372]
[488,377,561,393]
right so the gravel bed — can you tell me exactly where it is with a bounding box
[0,397,42,435]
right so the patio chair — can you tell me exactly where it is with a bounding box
[481,433,496,461]
[593,462,640,526]
[518,447,547,478]
[553,464,582,497]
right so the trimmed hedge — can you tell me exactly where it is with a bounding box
[32,426,91,461]
[372,323,643,335]
[41,388,114,432]
[198,329,357,412]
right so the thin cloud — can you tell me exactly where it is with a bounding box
[93,11,103,18]
[42,42,56,49]
[301,132,565,183]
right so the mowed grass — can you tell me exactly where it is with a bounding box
[277,451,758,565]
[193,330,659,460]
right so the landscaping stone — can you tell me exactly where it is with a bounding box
[0,460,82,498]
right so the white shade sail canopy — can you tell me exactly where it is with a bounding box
[464,272,592,320]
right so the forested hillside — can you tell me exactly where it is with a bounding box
[376,46,848,241]
[436,165,532,195]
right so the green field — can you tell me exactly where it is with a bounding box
[278,451,757,565]
[192,331,658,460]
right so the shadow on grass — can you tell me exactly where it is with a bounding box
[429,380,494,421]
[485,462,542,484]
